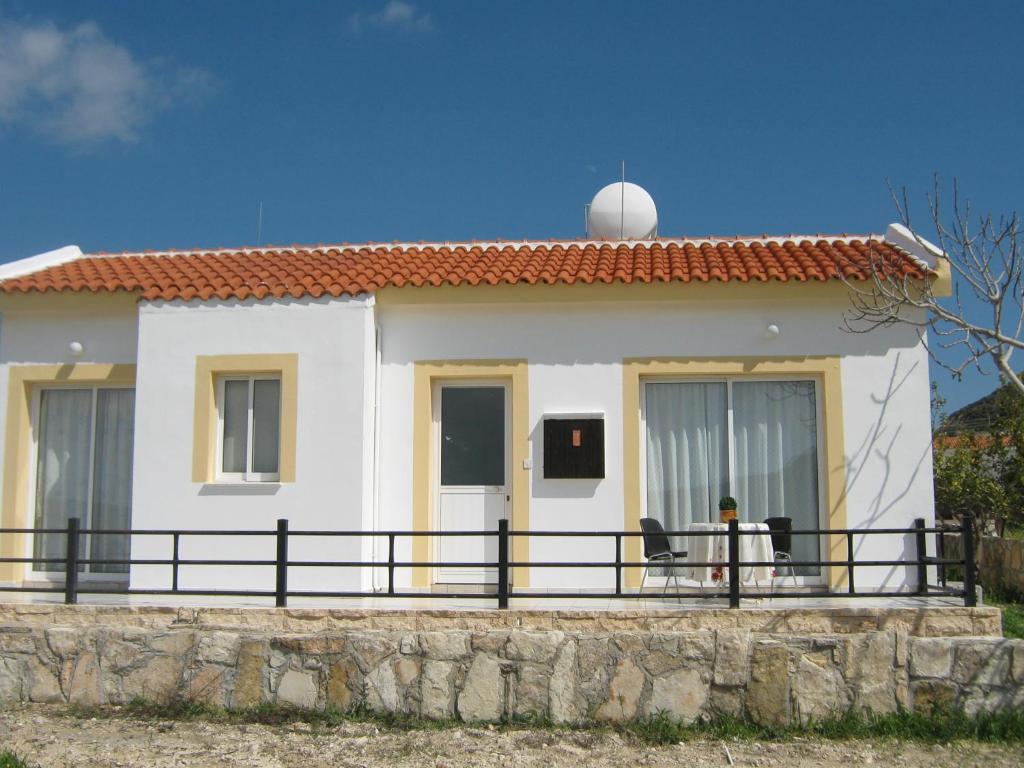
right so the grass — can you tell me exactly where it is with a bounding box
[0,752,33,768]
[624,708,1024,745]
[63,698,1024,746]
[987,586,1024,639]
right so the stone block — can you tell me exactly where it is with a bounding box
[396,657,419,686]
[457,655,505,722]
[366,661,399,712]
[678,632,716,663]
[953,641,1011,687]
[746,643,790,727]
[232,640,266,708]
[275,635,347,655]
[513,663,549,717]
[0,657,24,703]
[549,641,581,724]
[909,638,953,679]
[791,651,850,725]
[713,630,750,686]
[594,657,645,722]
[1013,644,1024,684]
[505,630,563,663]
[101,639,143,673]
[197,632,240,666]
[277,669,318,709]
[420,660,453,719]
[399,634,418,655]
[45,627,81,658]
[124,655,185,704]
[911,679,958,712]
[420,631,470,661]
[326,659,356,711]
[0,628,39,654]
[961,685,1023,717]
[841,632,895,677]
[349,633,398,670]
[149,630,197,657]
[647,668,707,723]
[471,631,507,655]
[708,684,744,718]
[27,657,63,703]
[576,637,614,681]
[189,665,228,707]
[66,652,101,706]
[640,649,684,678]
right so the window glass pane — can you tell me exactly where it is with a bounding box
[440,387,505,486]
[91,389,135,574]
[645,382,729,564]
[732,381,819,575]
[251,379,281,474]
[34,389,93,572]
[221,380,248,474]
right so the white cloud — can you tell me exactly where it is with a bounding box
[348,1,435,35]
[0,16,213,145]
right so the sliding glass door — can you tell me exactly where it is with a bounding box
[643,378,822,576]
[33,387,135,575]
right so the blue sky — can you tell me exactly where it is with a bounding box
[0,1,1021,411]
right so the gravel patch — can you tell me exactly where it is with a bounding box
[1,704,1021,768]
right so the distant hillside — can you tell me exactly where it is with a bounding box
[942,374,1024,434]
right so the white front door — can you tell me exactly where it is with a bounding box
[434,382,509,584]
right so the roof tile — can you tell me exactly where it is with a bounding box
[0,237,929,302]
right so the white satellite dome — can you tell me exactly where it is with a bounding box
[587,182,658,240]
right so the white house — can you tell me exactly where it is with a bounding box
[0,192,950,597]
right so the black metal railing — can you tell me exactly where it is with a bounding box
[0,516,977,608]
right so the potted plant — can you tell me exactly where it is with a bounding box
[718,496,738,523]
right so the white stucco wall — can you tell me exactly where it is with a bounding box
[0,293,140,585]
[129,296,375,593]
[376,291,936,591]
[0,284,938,596]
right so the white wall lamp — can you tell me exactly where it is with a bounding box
[763,324,781,340]
[68,341,84,357]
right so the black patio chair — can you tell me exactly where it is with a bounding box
[639,517,688,598]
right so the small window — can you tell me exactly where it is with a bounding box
[217,375,281,481]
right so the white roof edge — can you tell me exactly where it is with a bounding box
[884,223,944,269]
[0,245,84,280]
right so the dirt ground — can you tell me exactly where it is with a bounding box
[1,705,1022,768]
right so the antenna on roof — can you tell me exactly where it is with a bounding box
[256,201,264,247]
[620,160,626,240]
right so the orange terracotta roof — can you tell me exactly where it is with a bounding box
[0,237,929,302]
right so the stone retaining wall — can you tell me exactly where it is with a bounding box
[1,622,1021,725]
[0,604,1003,637]
[943,534,1024,596]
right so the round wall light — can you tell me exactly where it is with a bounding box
[69,341,84,357]
[764,324,781,340]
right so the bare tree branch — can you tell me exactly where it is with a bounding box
[840,178,1024,397]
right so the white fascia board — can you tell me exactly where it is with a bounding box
[0,245,83,280]
[885,223,944,270]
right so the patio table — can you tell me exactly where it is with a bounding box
[683,522,775,584]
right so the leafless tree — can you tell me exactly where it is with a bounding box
[842,178,1024,396]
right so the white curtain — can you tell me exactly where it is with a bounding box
[645,382,729,544]
[90,389,135,574]
[34,389,93,571]
[33,388,135,575]
[732,381,820,574]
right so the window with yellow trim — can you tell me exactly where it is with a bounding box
[216,374,281,482]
